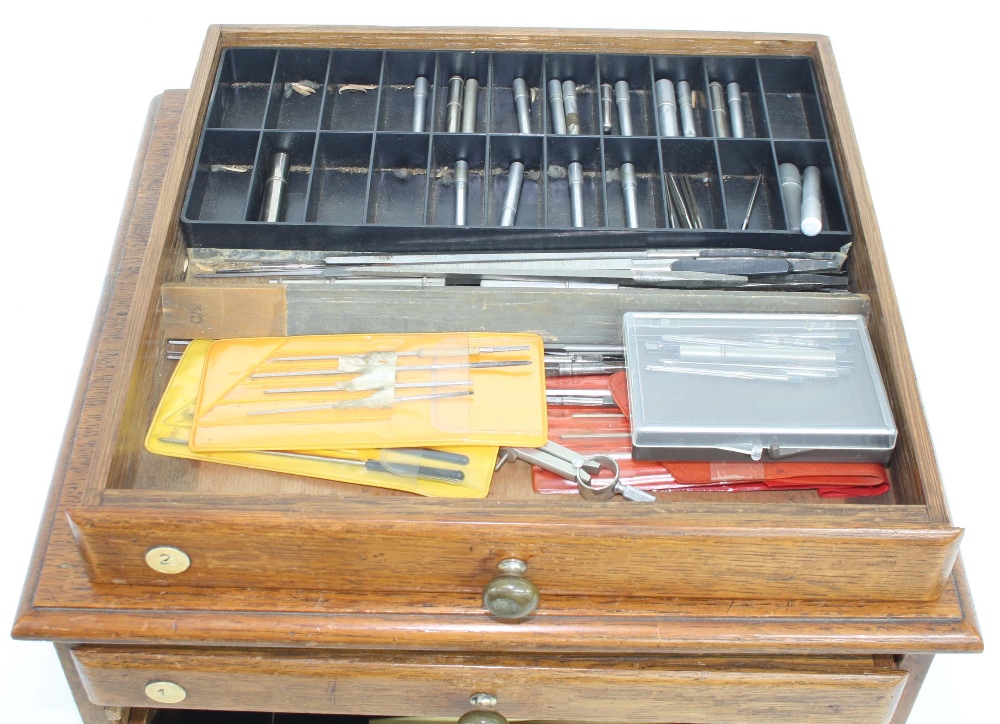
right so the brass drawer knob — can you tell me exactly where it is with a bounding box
[482,558,538,620]
[458,711,509,724]
[144,681,187,704]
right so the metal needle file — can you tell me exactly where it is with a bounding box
[253,359,532,379]
[250,389,474,416]
[269,345,530,363]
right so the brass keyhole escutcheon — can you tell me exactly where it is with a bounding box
[144,546,191,574]
[144,681,187,704]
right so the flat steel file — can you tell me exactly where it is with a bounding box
[568,161,585,227]
[677,81,697,136]
[412,76,429,132]
[446,75,464,132]
[779,163,803,231]
[461,78,478,132]
[654,79,679,136]
[547,79,567,134]
[614,80,633,136]
[454,160,469,225]
[500,161,524,227]
[726,82,745,138]
[801,165,823,236]
[259,152,290,222]
[709,82,730,137]
[621,162,639,228]
[512,78,531,133]
[600,83,613,131]
[562,80,580,134]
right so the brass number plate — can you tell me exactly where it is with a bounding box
[144,681,187,704]
[144,546,191,574]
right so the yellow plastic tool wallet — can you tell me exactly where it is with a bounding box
[145,340,500,498]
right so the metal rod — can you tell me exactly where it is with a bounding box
[778,163,803,231]
[455,160,469,225]
[461,78,478,132]
[614,80,632,136]
[742,174,762,230]
[512,78,531,133]
[621,162,639,228]
[568,161,584,227]
[500,161,524,227]
[654,79,678,137]
[600,83,613,132]
[412,76,429,132]
[677,80,697,137]
[258,151,290,222]
[681,175,703,229]
[446,75,464,132]
[709,82,730,137]
[800,166,823,236]
[264,380,474,395]
[562,80,580,134]
[269,345,530,363]
[666,173,693,228]
[249,389,474,416]
[548,79,567,134]
[254,359,532,380]
[726,82,745,138]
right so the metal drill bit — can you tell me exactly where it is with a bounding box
[512,78,531,133]
[614,80,632,136]
[677,80,697,137]
[654,79,678,136]
[562,80,580,134]
[500,161,524,227]
[446,75,464,132]
[800,165,823,237]
[681,175,704,229]
[621,162,639,228]
[726,82,745,138]
[600,83,613,132]
[264,380,474,395]
[412,76,429,132]
[666,173,693,228]
[269,345,531,362]
[259,151,290,222]
[250,389,474,416]
[742,174,763,230]
[778,163,803,231]
[455,160,469,225]
[709,82,730,137]
[548,79,567,134]
[568,161,584,227]
[255,359,532,380]
[461,78,478,132]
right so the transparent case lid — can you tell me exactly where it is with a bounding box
[623,312,897,461]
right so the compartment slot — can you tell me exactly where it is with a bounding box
[758,58,827,140]
[432,52,489,133]
[773,140,849,233]
[660,138,727,229]
[265,50,330,130]
[603,137,665,228]
[378,52,438,132]
[366,134,430,225]
[650,56,710,138]
[206,49,276,129]
[599,55,656,137]
[321,51,384,131]
[490,53,545,134]
[544,54,600,136]
[306,133,374,224]
[183,130,261,221]
[703,57,769,139]
[427,134,487,226]
[244,132,318,223]
[718,139,785,230]
[545,135,604,227]
[487,135,545,227]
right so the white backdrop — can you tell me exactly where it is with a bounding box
[1,2,995,722]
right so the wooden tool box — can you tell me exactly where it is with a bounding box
[13,26,982,724]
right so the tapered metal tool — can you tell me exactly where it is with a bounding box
[600,83,613,132]
[568,161,585,227]
[779,163,803,231]
[250,389,474,416]
[709,82,730,137]
[455,160,469,225]
[254,359,532,380]
[726,82,745,138]
[500,161,524,227]
[264,380,474,395]
[548,79,567,134]
[614,80,632,136]
[412,76,429,132]
[681,175,703,229]
[269,345,531,363]
[742,174,763,230]
[512,78,531,133]
[562,80,580,134]
[801,166,823,237]
[259,152,290,222]
[461,78,478,132]
[677,81,697,137]
[654,79,678,136]
[446,75,464,132]
[621,162,639,228]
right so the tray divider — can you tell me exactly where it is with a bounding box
[768,136,791,230]
[594,55,610,227]
[483,54,494,227]
[711,137,731,229]
[420,54,440,226]
[649,57,672,227]
[540,54,550,226]
[754,57,775,141]
[236,51,281,221]
[299,52,335,217]
[370,52,389,134]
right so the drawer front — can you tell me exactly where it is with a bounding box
[72,647,907,724]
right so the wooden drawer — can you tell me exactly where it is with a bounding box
[49,27,964,609]
[72,647,907,724]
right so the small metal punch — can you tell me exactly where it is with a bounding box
[654,79,679,136]
[677,81,697,137]
[412,76,429,132]
[446,75,464,132]
[614,80,632,136]
[568,161,585,227]
[600,83,613,132]
[496,441,655,502]
[501,161,524,227]
[562,80,580,134]
[455,160,470,225]
[548,79,567,134]
[461,78,479,132]
[709,82,730,137]
[512,78,531,133]
[726,82,745,138]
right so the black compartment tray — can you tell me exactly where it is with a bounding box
[182,48,850,252]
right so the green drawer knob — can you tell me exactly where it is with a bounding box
[458,710,509,724]
[482,558,538,620]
